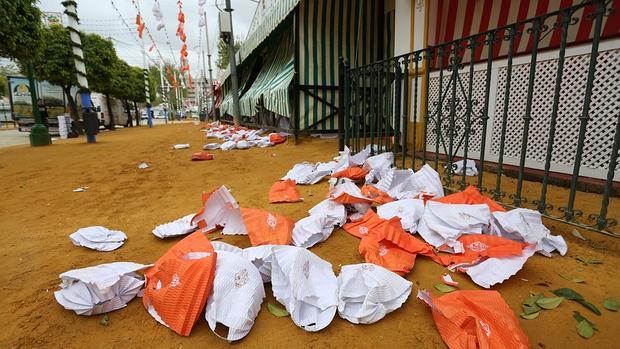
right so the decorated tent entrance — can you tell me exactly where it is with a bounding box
[218,0,393,135]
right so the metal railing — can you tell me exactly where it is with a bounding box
[339,0,619,237]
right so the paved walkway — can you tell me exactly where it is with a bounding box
[0,129,29,148]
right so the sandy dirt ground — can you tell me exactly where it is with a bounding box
[0,122,618,349]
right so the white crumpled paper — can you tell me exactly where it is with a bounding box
[417,201,490,253]
[490,208,567,256]
[69,226,127,252]
[271,246,338,332]
[205,251,265,341]
[376,199,425,232]
[337,263,412,324]
[152,214,197,239]
[192,186,247,235]
[172,144,190,149]
[54,262,148,315]
[292,215,335,249]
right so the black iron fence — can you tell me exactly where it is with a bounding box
[339,0,619,237]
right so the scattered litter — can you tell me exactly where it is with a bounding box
[54,262,148,315]
[520,278,529,282]
[418,289,529,348]
[243,245,275,283]
[152,214,197,239]
[138,162,150,169]
[268,179,303,203]
[417,201,491,253]
[308,199,347,227]
[173,144,190,149]
[191,152,215,161]
[271,246,338,332]
[337,263,412,324]
[490,208,567,256]
[204,250,265,341]
[292,215,334,248]
[192,186,247,235]
[440,274,459,287]
[603,297,618,311]
[69,226,127,252]
[241,208,294,246]
[387,164,444,200]
[99,314,110,326]
[332,167,369,182]
[143,232,217,336]
[73,187,88,192]
[329,178,373,205]
[267,302,289,317]
[203,143,220,150]
[435,186,505,212]
[282,162,332,185]
[450,159,478,176]
[571,229,588,241]
[202,122,286,150]
[376,199,425,232]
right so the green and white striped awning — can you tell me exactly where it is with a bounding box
[239,30,294,117]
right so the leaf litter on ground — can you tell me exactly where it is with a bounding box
[552,288,601,315]
[573,311,597,339]
[267,302,289,317]
[575,256,603,265]
[434,283,456,293]
[603,297,618,311]
[558,272,585,283]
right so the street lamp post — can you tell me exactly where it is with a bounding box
[62,0,97,143]
[26,64,52,146]
[223,0,240,125]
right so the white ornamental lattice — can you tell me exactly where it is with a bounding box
[490,48,619,173]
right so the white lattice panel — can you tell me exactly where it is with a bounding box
[424,40,619,181]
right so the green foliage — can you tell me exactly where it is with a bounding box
[30,26,77,89]
[82,33,118,94]
[128,67,146,103]
[0,75,7,98]
[216,37,242,70]
[0,0,41,61]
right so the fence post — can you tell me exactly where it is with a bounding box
[338,57,345,151]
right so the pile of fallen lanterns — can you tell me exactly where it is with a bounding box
[54,144,570,348]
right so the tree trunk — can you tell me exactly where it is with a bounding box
[125,99,133,127]
[105,93,116,130]
[63,85,79,121]
[134,101,140,126]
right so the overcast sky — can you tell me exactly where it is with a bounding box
[36,0,257,78]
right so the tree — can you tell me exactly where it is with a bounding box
[110,59,133,126]
[216,37,242,70]
[29,26,79,119]
[82,33,119,129]
[0,0,41,61]
[0,75,7,99]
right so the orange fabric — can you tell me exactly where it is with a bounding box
[332,167,369,182]
[240,208,294,246]
[361,185,395,204]
[357,214,436,275]
[143,232,217,336]
[434,186,506,212]
[269,133,286,145]
[421,290,529,349]
[191,190,219,233]
[343,209,386,239]
[268,179,302,203]
[434,235,528,267]
[190,152,214,161]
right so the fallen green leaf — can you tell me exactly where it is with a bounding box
[99,314,109,326]
[573,311,598,330]
[576,256,603,265]
[603,298,618,311]
[267,302,289,317]
[536,297,564,310]
[523,303,542,315]
[576,320,594,339]
[523,293,544,307]
[434,283,456,293]
[520,311,540,320]
[558,273,585,283]
[552,288,584,301]
[578,300,602,316]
